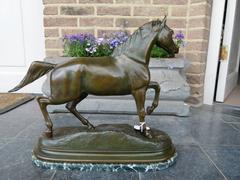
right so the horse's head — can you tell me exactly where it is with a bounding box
[154,17,179,57]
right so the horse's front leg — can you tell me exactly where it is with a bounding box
[132,87,152,138]
[146,81,160,115]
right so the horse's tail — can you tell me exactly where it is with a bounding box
[8,61,56,92]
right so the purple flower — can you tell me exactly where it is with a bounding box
[174,31,186,48]
[96,38,104,45]
[84,33,95,42]
[64,33,96,44]
[63,30,129,57]
[76,34,85,42]
[175,31,184,40]
[106,31,129,49]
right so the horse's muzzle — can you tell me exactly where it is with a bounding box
[174,47,179,54]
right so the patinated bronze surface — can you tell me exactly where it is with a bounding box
[9,17,178,165]
[33,124,175,163]
[9,17,178,139]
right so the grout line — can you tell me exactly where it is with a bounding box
[0,138,15,151]
[14,121,36,139]
[53,4,187,8]
[223,121,240,124]
[130,6,133,16]
[49,170,57,180]
[77,17,80,27]
[198,144,228,180]
[227,123,240,133]
[44,14,187,19]
[199,144,240,147]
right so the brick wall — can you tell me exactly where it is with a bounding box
[43,0,212,104]
[185,0,212,104]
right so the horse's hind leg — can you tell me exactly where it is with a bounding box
[36,96,53,138]
[132,87,151,138]
[66,93,95,129]
[146,81,160,115]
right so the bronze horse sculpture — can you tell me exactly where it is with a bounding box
[9,17,178,138]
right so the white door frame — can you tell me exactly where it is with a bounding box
[203,0,227,105]
[0,0,45,93]
[215,0,238,102]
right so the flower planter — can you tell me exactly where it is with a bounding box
[43,57,190,116]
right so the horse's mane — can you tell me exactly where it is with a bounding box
[111,20,161,57]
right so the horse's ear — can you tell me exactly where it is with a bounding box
[162,15,167,26]
[158,15,167,31]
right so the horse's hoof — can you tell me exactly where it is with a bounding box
[146,106,153,115]
[88,124,95,130]
[45,130,53,138]
[144,130,152,139]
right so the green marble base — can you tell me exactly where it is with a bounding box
[33,124,176,165]
[32,153,177,172]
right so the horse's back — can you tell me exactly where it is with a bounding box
[79,57,131,95]
[49,56,131,100]
[48,55,150,102]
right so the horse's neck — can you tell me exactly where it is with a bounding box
[123,32,157,65]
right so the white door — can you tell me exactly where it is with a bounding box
[216,0,240,102]
[0,0,45,93]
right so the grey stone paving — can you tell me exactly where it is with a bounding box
[0,100,240,180]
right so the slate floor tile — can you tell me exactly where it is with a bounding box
[139,145,225,180]
[189,119,240,145]
[189,107,240,125]
[16,121,45,140]
[0,100,42,138]
[52,170,139,180]
[220,106,240,118]
[219,114,240,123]
[1,100,240,180]
[0,137,56,180]
[0,163,55,180]
[143,115,196,145]
[0,138,35,169]
[0,138,11,149]
[0,119,31,139]
[230,123,240,132]
[203,146,240,180]
[148,111,240,146]
[195,104,240,118]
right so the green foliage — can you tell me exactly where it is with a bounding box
[63,30,185,58]
[64,42,172,58]
[63,41,88,57]
[92,44,113,57]
[64,42,113,57]
[150,45,169,58]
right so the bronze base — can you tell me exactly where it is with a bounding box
[33,124,175,164]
